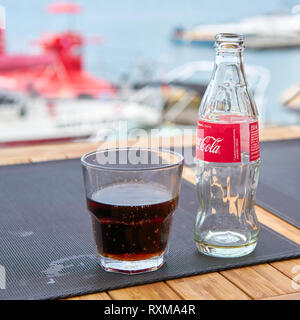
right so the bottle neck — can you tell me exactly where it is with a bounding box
[212,47,247,86]
[214,33,245,66]
[215,49,243,65]
[198,33,259,120]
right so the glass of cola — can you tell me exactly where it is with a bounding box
[81,148,184,274]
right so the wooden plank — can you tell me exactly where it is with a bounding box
[166,272,250,300]
[108,282,181,300]
[0,135,196,162]
[30,155,68,162]
[259,125,300,141]
[67,292,111,300]
[220,264,300,299]
[0,157,32,165]
[261,292,300,300]
[271,258,300,279]
[0,126,299,163]
[255,206,300,245]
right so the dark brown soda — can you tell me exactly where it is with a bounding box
[87,182,178,261]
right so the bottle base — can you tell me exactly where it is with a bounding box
[195,239,258,258]
[97,252,165,274]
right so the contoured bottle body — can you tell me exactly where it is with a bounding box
[194,33,260,258]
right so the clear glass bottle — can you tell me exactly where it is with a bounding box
[194,33,260,258]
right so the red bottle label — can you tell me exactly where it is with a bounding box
[196,120,260,163]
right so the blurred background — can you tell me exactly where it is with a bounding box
[0,0,300,146]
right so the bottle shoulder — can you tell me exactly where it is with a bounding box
[198,67,259,118]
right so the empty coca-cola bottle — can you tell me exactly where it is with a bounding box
[194,33,260,258]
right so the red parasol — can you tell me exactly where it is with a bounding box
[46,2,82,14]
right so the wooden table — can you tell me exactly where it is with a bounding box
[1,126,300,300]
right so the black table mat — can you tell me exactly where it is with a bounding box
[0,159,299,300]
[256,139,300,229]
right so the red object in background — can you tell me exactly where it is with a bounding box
[0,54,55,71]
[46,2,82,14]
[0,15,116,99]
[0,2,116,99]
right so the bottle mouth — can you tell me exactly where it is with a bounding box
[215,33,244,51]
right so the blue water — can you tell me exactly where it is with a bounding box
[2,0,300,126]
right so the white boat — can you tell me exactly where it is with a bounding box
[172,9,300,49]
[0,93,163,146]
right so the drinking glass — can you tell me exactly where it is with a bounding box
[81,148,184,274]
